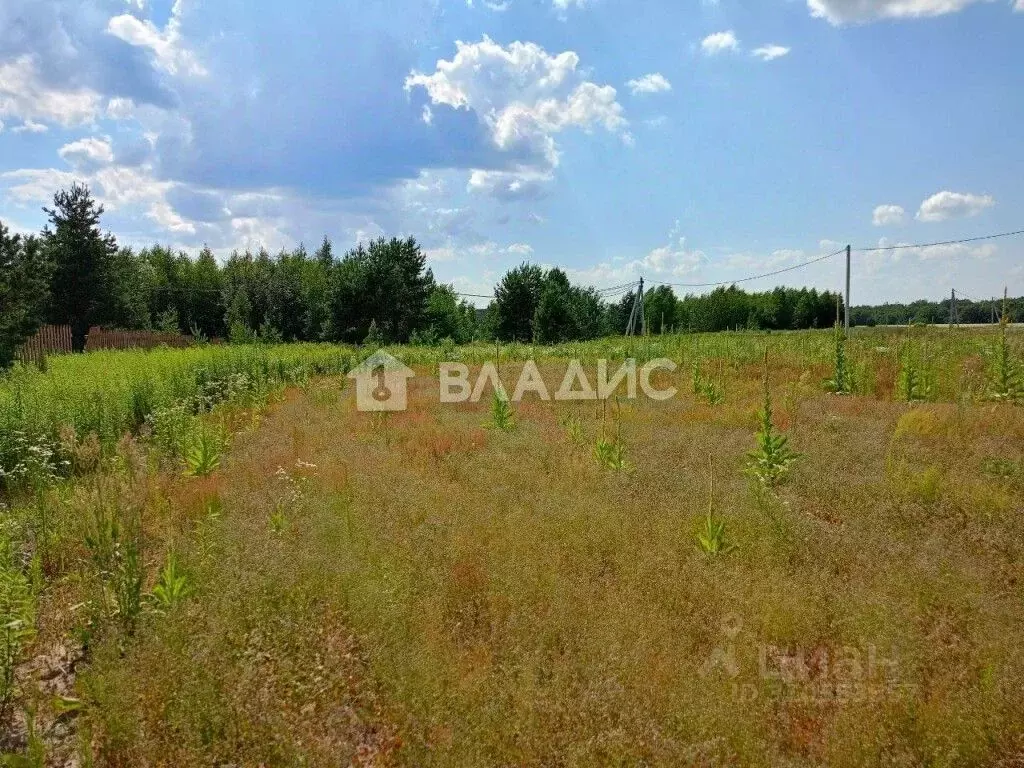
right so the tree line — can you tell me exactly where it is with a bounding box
[851,296,1023,327]
[15,182,982,371]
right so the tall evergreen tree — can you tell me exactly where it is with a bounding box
[42,184,119,350]
[0,223,51,368]
[492,263,545,342]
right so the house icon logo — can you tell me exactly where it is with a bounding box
[347,350,415,412]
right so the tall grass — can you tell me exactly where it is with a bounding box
[0,344,351,492]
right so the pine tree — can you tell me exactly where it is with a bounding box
[42,184,119,350]
[0,222,50,368]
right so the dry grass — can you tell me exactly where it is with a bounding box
[75,356,1024,767]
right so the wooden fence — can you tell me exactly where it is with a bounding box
[15,324,72,366]
[84,327,194,352]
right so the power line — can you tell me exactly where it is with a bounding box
[649,248,847,290]
[855,229,1024,253]
[145,227,1024,303]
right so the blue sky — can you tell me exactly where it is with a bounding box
[1,0,1021,306]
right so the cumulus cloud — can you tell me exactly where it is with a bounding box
[406,36,628,199]
[701,31,739,55]
[808,0,996,24]
[752,44,790,61]
[467,169,552,201]
[0,56,103,128]
[916,190,995,222]
[552,0,589,10]
[569,235,707,287]
[106,0,206,77]
[872,204,905,226]
[11,119,49,134]
[58,136,115,172]
[873,236,997,261]
[627,73,672,94]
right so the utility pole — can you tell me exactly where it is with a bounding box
[844,244,851,334]
[625,278,645,337]
[639,277,646,337]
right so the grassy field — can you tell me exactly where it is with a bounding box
[1,327,1023,766]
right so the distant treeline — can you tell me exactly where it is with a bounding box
[6,182,1011,371]
[852,296,1022,327]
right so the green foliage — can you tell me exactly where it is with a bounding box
[82,501,143,635]
[985,297,1022,404]
[422,285,477,344]
[824,320,852,394]
[594,401,630,471]
[155,307,181,334]
[487,389,516,432]
[0,555,35,715]
[149,552,192,613]
[747,353,800,486]
[696,458,735,556]
[898,334,934,403]
[2,706,46,766]
[593,437,630,471]
[184,425,224,477]
[696,513,735,556]
[562,413,584,444]
[363,319,385,348]
[492,263,546,342]
[1,344,348,490]
[0,222,50,370]
[268,506,288,534]
[691,361,724,405]
[644,285,678,334]
[327,237,435,344]
[42,184,120,351]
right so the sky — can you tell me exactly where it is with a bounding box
[0,0,1022,307]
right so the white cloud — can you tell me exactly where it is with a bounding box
[467,169,552,200]
[106,0,206,77]
[147,199,196,234]
[872,236,997,262]
[752,44,791,61]
[106,98,137,120]
[0,56,103,128]
[59,137,115,172]
[701,31,739,55]
[407,36,627,199]
[872,204,905,226]
[808,0,996,24]
[507,242,534,255]
[1,168,78,202]
[11,119,48,134]
[916,190,995,222]
[627,73,672,94]
[569,235,707,287]
[552,0,589,9]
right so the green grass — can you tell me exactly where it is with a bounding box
[1,328,1023,764]
[0,343,352,493]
